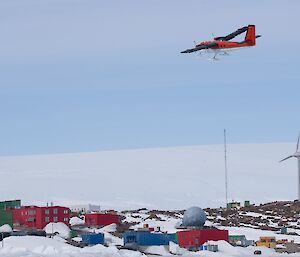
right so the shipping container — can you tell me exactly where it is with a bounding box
[200,244,208,250]
[208,244,218,252]
[177,229,228,249]
[0,209,13,227]
[124,231,177,246]
[85,213,120,227]
[256,236,276,248]
[81,233,104,245]
[70,230,78,238]
[0,200,21,210]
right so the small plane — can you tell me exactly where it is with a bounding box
[181,25,261,60]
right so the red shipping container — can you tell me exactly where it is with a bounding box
[85,213,120,227]
[177,229,228,249]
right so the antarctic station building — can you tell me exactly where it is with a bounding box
[12,205,70,229]
[177,206,228,250]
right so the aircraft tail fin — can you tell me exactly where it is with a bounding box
[245,25,256,45]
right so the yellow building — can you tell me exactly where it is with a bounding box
[256,237,276,248]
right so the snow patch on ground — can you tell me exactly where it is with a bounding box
[0,224,12,233]
[131,219,180,233]
[101,223,118,233]
[141,245,170,255]
[0,236,145,257]
[44,222,71,239]
[70,217,85,226]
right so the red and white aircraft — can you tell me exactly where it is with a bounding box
[181,25,261,59]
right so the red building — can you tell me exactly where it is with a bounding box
[12,206,70,229]
[177,229,229,249]
[85,213,120,227]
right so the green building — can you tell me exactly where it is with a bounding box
[281,226,287,234]
[0,209,13,227]
[229,235,246,242]
[0,199,21,210]
[229,235,254,247]
[244,200,251,207]
[0,200,20,228]
[227,201,241,209]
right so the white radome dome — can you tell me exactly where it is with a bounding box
[182,206,207,227]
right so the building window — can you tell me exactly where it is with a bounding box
[27,217,35,222]
[63,217,68,222]
[45,217,50,222]
[53,208,58,214]
[28,210,36,215]
[53,216,58,222]
[45,209,49,215]
[63,209,69,214]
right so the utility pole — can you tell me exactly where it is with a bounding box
[224,129,228,208]
[52,222,54,239]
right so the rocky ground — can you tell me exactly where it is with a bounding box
[116,201,300,236]
[205,201,300,232]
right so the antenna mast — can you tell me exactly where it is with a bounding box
[224,129,228,207]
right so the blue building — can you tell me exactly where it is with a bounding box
[81,233,104,245]
[123,231,177,247]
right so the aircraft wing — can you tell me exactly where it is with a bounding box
[214,26,248,41]
[181,42,217,54]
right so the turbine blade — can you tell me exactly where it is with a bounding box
[279,155,293,162]
[297,132,300,152]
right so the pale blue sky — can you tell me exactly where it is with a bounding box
[0,0,299,155]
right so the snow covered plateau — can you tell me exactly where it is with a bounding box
[0,143,297,209]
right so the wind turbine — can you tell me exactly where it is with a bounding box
[280,132,300,201]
